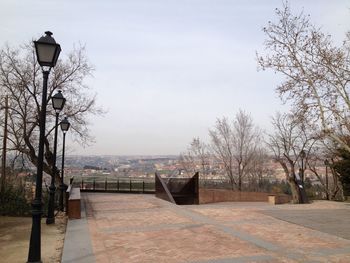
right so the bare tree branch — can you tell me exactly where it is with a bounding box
[0,42,103,179]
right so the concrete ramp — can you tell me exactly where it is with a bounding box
[61,199,95,263]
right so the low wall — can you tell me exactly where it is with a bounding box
[268,194,292,205]
[198,189,291,204]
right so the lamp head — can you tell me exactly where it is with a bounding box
[52,90,66,111]
[34,31,61,68]
[60,117,70,132]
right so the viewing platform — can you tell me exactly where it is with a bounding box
[62,192,350,262]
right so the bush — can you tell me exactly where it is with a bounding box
[332,148,350,197]
[0,183,31,216]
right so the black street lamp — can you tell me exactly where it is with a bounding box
[300,150,306,184]
[46,90,66,224]
[28,31,61,263]
[298,149,309,204]
[60,117,70,212]
[324,159,329,200]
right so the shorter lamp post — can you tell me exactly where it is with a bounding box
[298,149,309,204]
[46,90,66,224]
[60,117,70,211]
[300,150,306,184]
[324,159,329,200]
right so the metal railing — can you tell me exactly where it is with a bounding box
[71,176,155,193]
[70,175,278,194]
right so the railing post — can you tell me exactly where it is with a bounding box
[117,179,119,191]
[143,181,145,193]
[81,179,83,189]
[105,178,107,191]
[93,179,95,190]
[129,179,132,192]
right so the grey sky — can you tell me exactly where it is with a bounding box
[1,0,349,155]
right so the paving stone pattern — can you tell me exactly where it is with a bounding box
[261,209,350,240]
[83,193,350,262]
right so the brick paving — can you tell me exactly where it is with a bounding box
[81,193,350,262]
[261,209,350,240]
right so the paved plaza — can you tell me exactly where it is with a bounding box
[63,193,350,263]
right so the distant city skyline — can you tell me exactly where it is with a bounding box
[1,0,349,155]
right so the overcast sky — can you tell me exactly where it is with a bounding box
[1,0,349,155]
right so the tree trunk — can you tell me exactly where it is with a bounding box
[229,175,235,191]
[238,167,242,191]
[336,179,345,201]
[288,174,301,203]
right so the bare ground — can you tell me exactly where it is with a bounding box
[0,212,67,263]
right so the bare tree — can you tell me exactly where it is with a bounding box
[209,110,261,191]
[267,112,317,203]
[257,2,350,152]
[306,139,344,200]
[248,147,273,192]
[178,153,195,177]
[210,117,236,190]
[179,137,210,177]
[0,42,103,180]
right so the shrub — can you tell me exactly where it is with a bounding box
[0,183,31,216]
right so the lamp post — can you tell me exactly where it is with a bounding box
[1,95,8,200]
[324,159,329,200]
[46,91,66,224]
[28,31,61,263]
[60,117,70,212]
[300,150,306,184]
[298,149,309,204]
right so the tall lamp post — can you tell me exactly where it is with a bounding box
[1,95,8,199]
[28,31,61,263]
[60,117,70,211]
[46,90,66,224]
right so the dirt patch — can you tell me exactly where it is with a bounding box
[0,212,67,262]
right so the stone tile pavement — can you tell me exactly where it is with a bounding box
[66,193,350,262]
